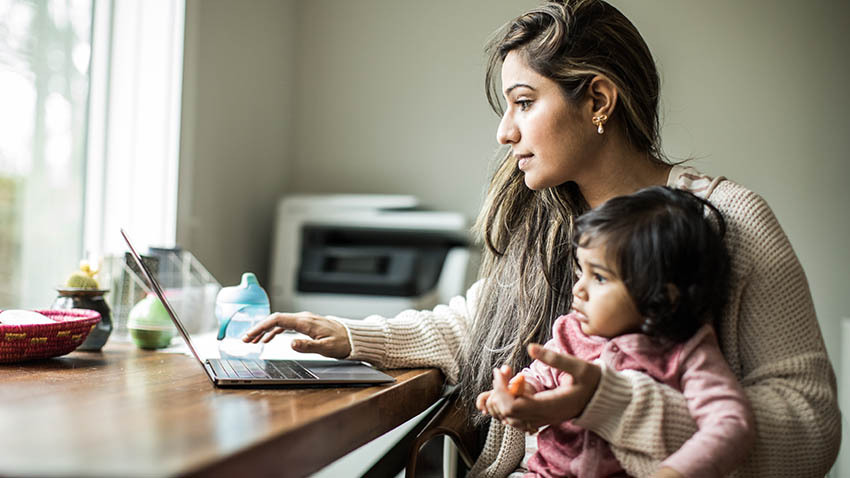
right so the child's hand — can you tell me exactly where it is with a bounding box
[477,388,505,420]
[475,367,514,419]
[476,365,538,433]
[475,390,493,414]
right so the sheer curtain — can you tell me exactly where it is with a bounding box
[84,0,185,258]
[0,0,184,309]
[0,0,91,308]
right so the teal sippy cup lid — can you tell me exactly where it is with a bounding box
[215,272,269,340]
[216,272,269,306]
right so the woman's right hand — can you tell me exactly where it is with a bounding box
[242,311,351,359]
[485,344,601,432]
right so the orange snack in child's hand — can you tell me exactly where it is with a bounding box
[508,374,525,396]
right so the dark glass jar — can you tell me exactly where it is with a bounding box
[52,288,112,351]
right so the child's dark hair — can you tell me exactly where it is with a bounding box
[574,186,730,343]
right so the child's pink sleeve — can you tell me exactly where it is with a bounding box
[520,337,566,393]
[661,326,756,477]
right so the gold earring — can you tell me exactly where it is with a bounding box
[592,114,608,134]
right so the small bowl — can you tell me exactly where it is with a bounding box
[0,309,102,363]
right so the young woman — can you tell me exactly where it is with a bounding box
[477,186,755,477]
[245,1,840,476]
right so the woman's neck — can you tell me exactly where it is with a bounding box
[579,148,672,209]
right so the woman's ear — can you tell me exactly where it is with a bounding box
[587,75,618,119]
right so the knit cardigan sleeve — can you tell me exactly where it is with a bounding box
[574,180,841,477]
[333,281,531,478]
[330,280,480,384]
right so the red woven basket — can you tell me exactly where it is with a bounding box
[0,309,102,363]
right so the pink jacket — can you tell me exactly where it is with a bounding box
[522,314,755,478]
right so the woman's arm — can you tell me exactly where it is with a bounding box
[333,280,480,383]
[245,281,480,383]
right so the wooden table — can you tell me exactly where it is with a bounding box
[0,342,444,477]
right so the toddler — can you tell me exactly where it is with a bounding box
[478,186,755,478]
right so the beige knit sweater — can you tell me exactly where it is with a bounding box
[335,166,840,477]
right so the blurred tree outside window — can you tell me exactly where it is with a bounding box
[0,0,92,308]
[0,0,184,309]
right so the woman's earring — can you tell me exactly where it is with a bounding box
[592,114,608,135]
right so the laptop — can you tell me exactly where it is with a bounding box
[121,229,395,387]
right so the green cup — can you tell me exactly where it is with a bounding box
[128,294,175,349]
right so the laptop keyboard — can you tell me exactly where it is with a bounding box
[209,358,318,380]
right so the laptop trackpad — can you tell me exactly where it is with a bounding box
[301,360,388,380]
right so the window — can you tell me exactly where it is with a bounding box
[0,0,93,308]
[0,0,185,309]
[85,0,185,257]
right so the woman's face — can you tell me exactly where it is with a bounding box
[496,51,595,190]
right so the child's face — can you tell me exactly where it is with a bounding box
[571,244,643,338]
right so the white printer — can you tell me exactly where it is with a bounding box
[268,194,478,319]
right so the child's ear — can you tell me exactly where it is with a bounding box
[666,283,680,308]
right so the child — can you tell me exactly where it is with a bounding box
[477,186,755,478]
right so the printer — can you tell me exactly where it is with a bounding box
[268,195,479,319]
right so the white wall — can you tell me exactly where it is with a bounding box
[611,0,850,364]
[178,0,297,287]
[289,0,535,221]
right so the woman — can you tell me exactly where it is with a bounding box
[245,1,840,476]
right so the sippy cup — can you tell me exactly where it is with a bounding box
[215,272,270,360]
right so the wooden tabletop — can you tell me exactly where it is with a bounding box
[0,342,444,478]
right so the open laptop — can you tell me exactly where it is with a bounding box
[121,229,395,387]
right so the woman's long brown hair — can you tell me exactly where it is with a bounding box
[457,0,667,426]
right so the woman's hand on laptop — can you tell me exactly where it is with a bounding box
[242,312,351,359]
